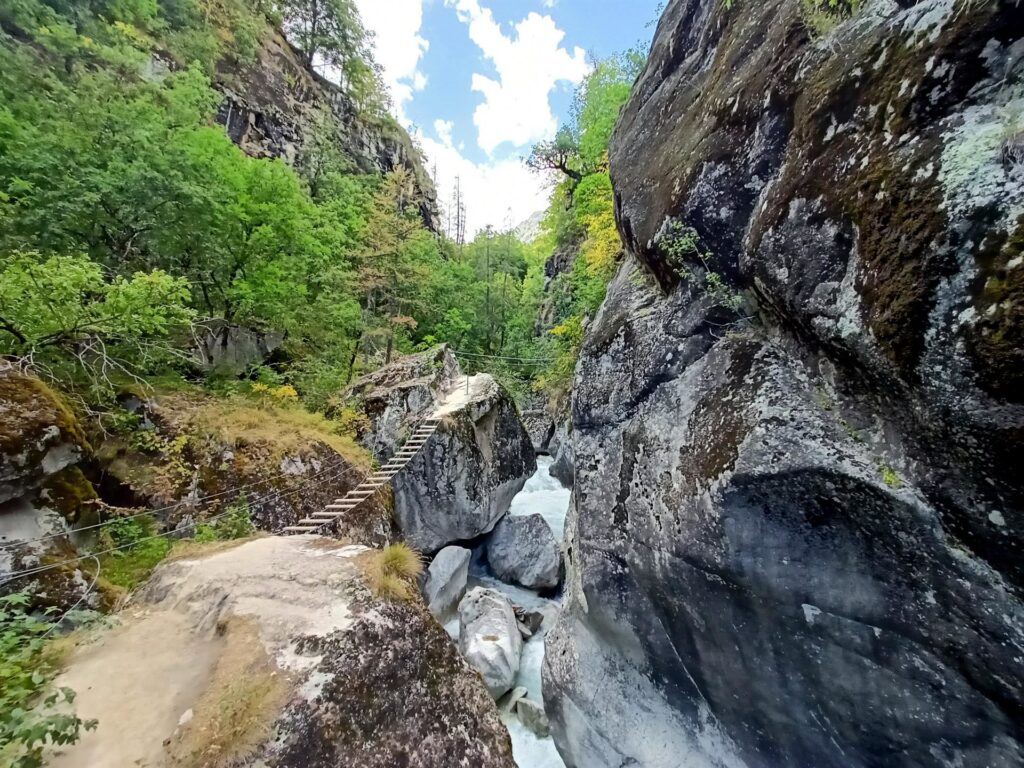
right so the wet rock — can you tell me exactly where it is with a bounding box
[513,605,544,636]
[458,587,523,699]
[545,2,1024,767]
[498,686,528,716]
[487,514,562,591]
[516,698,550,739]
[423,545,471,618]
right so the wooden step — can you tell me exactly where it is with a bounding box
[284,525,318,533]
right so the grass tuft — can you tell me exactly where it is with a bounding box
[363,543,423,601]
[378,542,423,580]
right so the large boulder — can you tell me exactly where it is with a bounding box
[348,348,536,553]
[459,587,523,699]
[344,345,461,460]
[191,320,284,376]
[544,3,1024,768]
[487,514,562,591]
[394,374,535,552]
[423,545,471,618]
[50,537,516,768]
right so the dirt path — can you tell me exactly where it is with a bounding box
[46,536,364,767]
[49,610,222,768]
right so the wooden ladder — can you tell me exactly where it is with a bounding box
[282,417,442,535]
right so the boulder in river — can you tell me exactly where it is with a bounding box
[544,1,1024,767]
[515,698,550,739]
[423,545,471,618]
[487,514,562,591]
[346,347,537,553]
[458,587,523,699]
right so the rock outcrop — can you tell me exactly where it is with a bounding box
[0,368,110,611]
[423,545,471,618]
[349,347,536,553]
[545,2,1024,768]
[214,28,438,230]
[51,537,516,768]
[345,345,461,460]
[487,514,562,591]
[459,587,523,699]
[191,320,285,376]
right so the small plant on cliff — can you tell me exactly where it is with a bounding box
[657,222,747,314]
[97,516,173,589]
[0,593,96,767]
[195,497,256,542]
[364,543,424,601]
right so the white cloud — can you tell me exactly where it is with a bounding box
[447,0,590,154]
[418,124,554,237]
[355,0,429,121]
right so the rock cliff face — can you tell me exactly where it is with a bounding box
[544,2,1024,767]
[215,28,438,229]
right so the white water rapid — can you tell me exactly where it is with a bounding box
[445,456,570,768]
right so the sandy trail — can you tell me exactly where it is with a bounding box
[49,610,222,768]
[46,537,364,768]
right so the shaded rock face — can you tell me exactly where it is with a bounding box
[547,420,574,488]
[487,514,562,591]
[394,375,536,553]
[191,320,284,376]
[459,587,523,699]
[423,545,471,617]
[545,2,1024,768]
[214,29,438,230]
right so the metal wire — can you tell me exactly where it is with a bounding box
[0,455,355,552]
[1,462,361,585]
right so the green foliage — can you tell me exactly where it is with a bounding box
[97,516,172,588]
[194,496,255,542]
[880,464,902,489]
[0,593,96,768]
[273,0,384,112]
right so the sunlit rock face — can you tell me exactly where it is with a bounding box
[348,346,536,553]
[544,1,1024,767]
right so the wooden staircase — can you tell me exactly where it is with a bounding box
[283,418,442,535]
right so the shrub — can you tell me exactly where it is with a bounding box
[97,516,172,589]
[195,497,256,542]
[0,593,96,768]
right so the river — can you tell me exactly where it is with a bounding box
[446,456,570,768]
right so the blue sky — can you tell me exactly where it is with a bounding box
[354,0,662,235]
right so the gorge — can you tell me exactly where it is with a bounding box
[1,0,1022,767]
